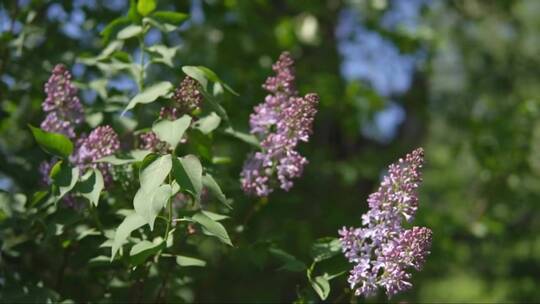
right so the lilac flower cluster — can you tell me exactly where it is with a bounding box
[338,148,432,298]
[40,64,84,138]
[240,52,319,197]
[172,76,203,114]
[71,125,120,183]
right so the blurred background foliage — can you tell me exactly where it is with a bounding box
[1,0,540,302]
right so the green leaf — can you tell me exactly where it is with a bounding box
[117,24,143,40]
[172,155,202,199]
[193,112,221,134]
[50,161,79,199]
[223,127,260,147]
[191,212,232,246]
[111,212,147,260]
[76,169,104,207]
[152,11,189,25]
[123,81,173,114]
[100,16,131,45]
[140,154,172,192]
[269,248,307,272]
[137,0,156,16]
[311,237,342,263]
[129,239,164,265]
[310,275,331,300]
[97,150,151,165]
[133,184,172,229]
[182,66,238,96]
[29,125,73,158]
[152,115,192,148]
[128,0,141,22]
[147,44,178,67]
[176,255,206,267]
[202,174,232,209]
[201,210,229,221]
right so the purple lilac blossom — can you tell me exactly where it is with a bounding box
[338,148,432,298]
[171,76,203,115]
[240,52,319,197]
[71,125,120,184]
[40,64,83,138]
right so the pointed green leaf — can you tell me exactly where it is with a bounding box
[152,11,189,25]
[269,248,307,272]
[176,255,206,267]
[172,155,202,199]
[152,115,192,148]
[123,81,173,114]
[76,169,104,207]
[50,161,79,199]
[223,127,260,147]
[147,44,178,67]
[137,0,156,16]
[311,275,331,300]
[100,16,131,45]
[117,24,143,40]
[133,184,172,229]
[311,237,342,262]
[201,210,229,221]
[29,125,73,158]
[193,112,221,134]
[111,212,147,260]
[202,174,231,209]
[129,239,164,265]
[139,154,172,192]
[192,212,232,246]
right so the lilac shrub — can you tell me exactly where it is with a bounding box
[338,148,432,297]
[241,52,320,197]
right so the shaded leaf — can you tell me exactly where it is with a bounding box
[130,239,164,265]
[202,174,232,209]
[76,169,104,207]
[310,275,331,300]
[172,155,202,199]
[50,161,79,199]
[311,237,342,262]
[223,127,260,147]
[100,16,131,45]
[269,248,307,272]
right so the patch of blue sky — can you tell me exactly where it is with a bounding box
[336,2,427,143]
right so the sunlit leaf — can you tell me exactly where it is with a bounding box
[133,184,172,229]
[193,112,221,134]
[117,25,143,40]
[100,16,131,45]
[29,125,73,158]
[191,212,232,246]
[140,154,172,192]
[123,81,173,114]
[152,115,191,148]
[137,0,156,17]
[152,11,189,25]
[111,212,147,260]
[176,255,206,267]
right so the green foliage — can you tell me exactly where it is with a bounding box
[75,169,104,207]
[152,115,191,148]
[123,81,174,114]
[29,125,73,158]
